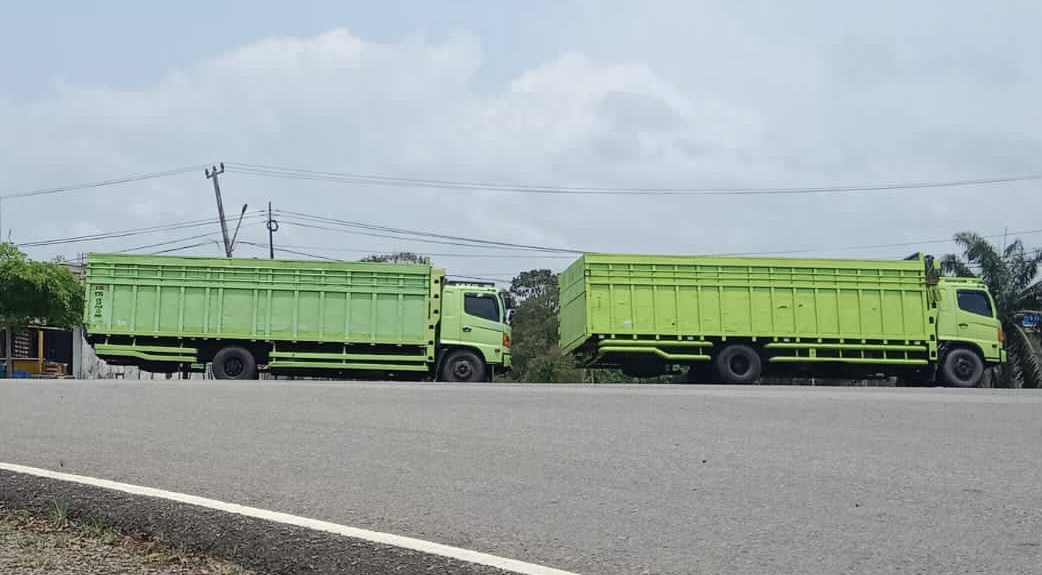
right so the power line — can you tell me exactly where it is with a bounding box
[110,232,222,254]
[225,161,1042,196]
[0,164,212,241]
[279,219,564,252]
[239,242,343,262]
[1,165,209,200]
[26,213,1042,261]
[15,212,266,248]
[17,206,1042,266]
[277,208,1042,260]
[150,240,221,256]
[719,227,1042,257]
[243,242,578,259]
[2,161,1035,204]
[275,210,581,254]
[62,233,225,262]
[17,219,219,248]
[237,242,515,283]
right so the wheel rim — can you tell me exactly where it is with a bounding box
[452,360,473,379]
[729,355,750,376]
[953,355,974,380]
[224,357,244,377]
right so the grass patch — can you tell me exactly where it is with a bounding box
[0,500,255,574]
[49,500,70,528]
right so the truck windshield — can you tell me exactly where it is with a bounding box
[464,292,502,323]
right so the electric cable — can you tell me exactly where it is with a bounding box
[274,210,581,254]
[17,211,266,248]
[242,242,577,259]
[1,165,210,200]
[22,209,1042,267]
[225,161,1042,196]
[278,208,1042,260]
[61,232,226,262]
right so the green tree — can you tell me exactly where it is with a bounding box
[360,252,428,264]
[941,232,1042,388]
[503,269,581,381]
[0,242,85,377]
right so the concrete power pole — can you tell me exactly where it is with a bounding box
[206,162,233,257]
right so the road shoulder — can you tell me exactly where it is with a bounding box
[0,465,561,575]
[1,499,255,574]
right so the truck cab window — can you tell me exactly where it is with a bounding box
[957,290,993,318]
[464,293,500,322]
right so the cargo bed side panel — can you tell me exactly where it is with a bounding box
[568,253,932,344]
[86,254,432,346]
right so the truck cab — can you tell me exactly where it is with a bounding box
[933,276,1006,381]
[437,280,513,380]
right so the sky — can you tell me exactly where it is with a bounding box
[1,0,1039,285]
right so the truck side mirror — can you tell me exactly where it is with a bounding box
[505,309,515,324]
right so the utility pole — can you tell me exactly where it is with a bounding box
[266,201,279,259]
[206,162,233,257]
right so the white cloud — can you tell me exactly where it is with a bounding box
[2,12,1040,283]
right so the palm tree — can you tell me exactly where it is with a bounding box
[940,231,1042,388]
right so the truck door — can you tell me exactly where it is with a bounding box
[954,288,1003,362]
[460,291,505,351]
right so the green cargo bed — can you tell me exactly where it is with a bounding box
[559,253,937,365]
[85,253,438,346]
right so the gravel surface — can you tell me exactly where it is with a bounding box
[0,501,254,575]
[2,380,1042,575]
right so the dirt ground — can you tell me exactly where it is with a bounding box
[0,501,256,575]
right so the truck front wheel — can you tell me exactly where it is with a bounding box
[212,346,257,380]
[714,344,762,384]
[439,349,486,382]
[941,348,984,388]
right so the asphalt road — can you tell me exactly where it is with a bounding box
[1,380,1041,575]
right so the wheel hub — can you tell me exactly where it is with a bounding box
[954,358,973,378]
[225,358,244,377]
[453,361,472,378]
[729,356,750,375]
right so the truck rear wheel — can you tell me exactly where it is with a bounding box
[713,344,762,384]
[439,349,486,382]
[212,346,257,380]
[941,348,984,388]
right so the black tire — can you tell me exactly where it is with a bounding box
[211,346,257,380]
[941,348,984,388]
[439,349,487,382]
[713,344,762,384]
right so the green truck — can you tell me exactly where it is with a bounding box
[559,252,1006,387]
[83,253,512,381]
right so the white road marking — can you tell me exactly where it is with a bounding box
[0,462,584,575]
